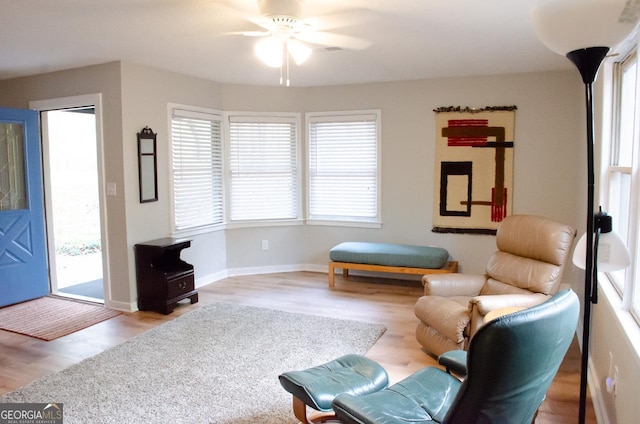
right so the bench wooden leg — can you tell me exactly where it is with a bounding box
[328,262,335,288]
[328,260,458,288]
[329,262,352,288]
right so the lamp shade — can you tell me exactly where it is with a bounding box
[255,37,283,68]
[531,0,635,55]
[287,39,312,65]
[572,230,631,271]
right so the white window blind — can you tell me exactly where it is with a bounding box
[228,115,299,221]
[171,109,223,231]
[307,111,380,222]
[606,52,636,298]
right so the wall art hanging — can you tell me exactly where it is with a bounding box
[432,106,516,235]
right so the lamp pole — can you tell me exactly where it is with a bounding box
[565,46,609,424]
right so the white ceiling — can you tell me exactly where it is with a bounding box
[0,0,576,87]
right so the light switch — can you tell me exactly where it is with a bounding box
[106,182,117,196]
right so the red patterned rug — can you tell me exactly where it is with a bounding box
[0,296,121,340]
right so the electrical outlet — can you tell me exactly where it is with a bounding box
[605,352,618,397]
[261,240,269,251]
[614,365,619,397]
[106,182,117,196]
[606,376,616,394]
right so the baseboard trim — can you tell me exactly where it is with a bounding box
[574,325,608,424]
[226,263,317,276]
[195,270,229,288]
[588,355,609,424]
[105,299,137,313]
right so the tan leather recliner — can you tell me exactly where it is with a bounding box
[414,215,576,357]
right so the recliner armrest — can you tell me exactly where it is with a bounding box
[438,350,467,376]
[422,273,486,296]
[469,293,549,316]
[467,293,554,350]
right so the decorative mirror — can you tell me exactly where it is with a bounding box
[137,126,158,203]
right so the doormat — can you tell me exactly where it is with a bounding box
[0,296,121,341]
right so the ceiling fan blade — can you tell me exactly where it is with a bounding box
[212,0,261,16]
[209,0,288,34]
[240,30,272,37]
[300,8,376,33]
[295,31,372,50]
[222,16,274,37]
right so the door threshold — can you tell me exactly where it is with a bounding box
[50,292,104,305]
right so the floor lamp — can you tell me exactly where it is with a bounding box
[531,1,634,423]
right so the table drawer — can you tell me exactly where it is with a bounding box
[167,274,194,299]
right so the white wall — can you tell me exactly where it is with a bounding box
[4,61,640,422]
[220,72,584,274]
[0,62,131,309]
[590,283,640,423]
[119,62,228,299]
[583,66,640,424]
[0,63,585,299]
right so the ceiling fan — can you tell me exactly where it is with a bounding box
[233,0,371,86]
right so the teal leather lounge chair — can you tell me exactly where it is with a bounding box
[332,290,579,424]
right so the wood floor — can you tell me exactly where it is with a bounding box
[0,271,595,423]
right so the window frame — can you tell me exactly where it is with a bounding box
[305,109,382,228]
[224,111,303,229]
[168,104,225,237]
[601,44,640,326]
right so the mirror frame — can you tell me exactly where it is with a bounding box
[137,126,158,203]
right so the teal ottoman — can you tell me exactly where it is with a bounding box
[279,354,389,423]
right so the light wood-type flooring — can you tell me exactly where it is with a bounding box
[0,271,595,423]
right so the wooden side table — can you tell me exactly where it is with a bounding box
[134,238,198,314]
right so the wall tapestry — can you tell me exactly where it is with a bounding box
[432,106,516,235]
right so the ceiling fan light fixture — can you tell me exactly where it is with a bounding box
[287,39,312,64]
[258,0,303,21]
[255,36,283,67]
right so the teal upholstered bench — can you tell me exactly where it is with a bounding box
[328,242,458,287]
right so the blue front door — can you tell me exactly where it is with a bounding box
[0,107,49,307]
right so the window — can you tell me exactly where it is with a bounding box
[227,114,300,223]
[604,48,639,323]
[0,123,27,210]
[307,110,381,225]
[170,108,224,232]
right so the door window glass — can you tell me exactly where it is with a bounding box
[0,123,27,210]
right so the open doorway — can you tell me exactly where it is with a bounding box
[41,107,104,302]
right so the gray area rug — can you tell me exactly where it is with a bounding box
[1,302,386,423]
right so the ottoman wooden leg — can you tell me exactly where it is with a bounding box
[293,396,336,424]
[279,354,388,424]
